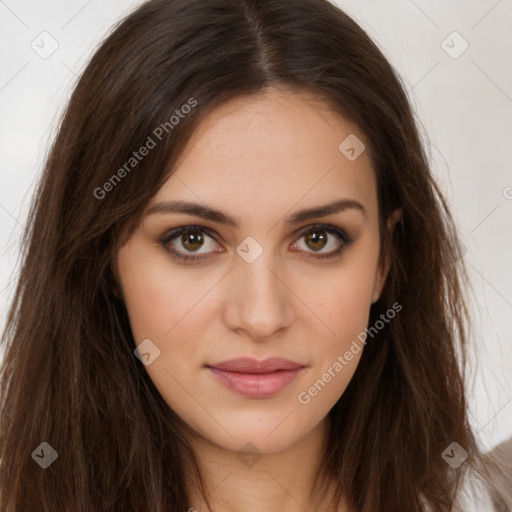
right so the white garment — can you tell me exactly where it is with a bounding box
[454,475,498,512]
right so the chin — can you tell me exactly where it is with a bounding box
[185,408,323,456]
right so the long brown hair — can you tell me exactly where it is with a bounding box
[0,0,490,510]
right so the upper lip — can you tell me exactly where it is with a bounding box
[207,357,304,374]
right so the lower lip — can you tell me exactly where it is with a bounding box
[207,367,304,398]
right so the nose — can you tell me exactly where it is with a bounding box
[222,248,295,342]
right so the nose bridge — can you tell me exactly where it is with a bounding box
[242,247,280,296]
[225,240,294,339]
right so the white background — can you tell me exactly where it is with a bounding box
[0,0,511,453]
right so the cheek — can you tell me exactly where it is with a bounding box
[117,244,208,405]
[299,256,376,399]
[117,240,208,344]
[309,262,375,346]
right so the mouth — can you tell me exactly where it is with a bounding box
[205,357,305,398]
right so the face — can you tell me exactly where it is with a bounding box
[116,87,392,455]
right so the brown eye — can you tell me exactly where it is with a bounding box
[160,223,353,264]
[160,226,220,262]
[293,224,351,259]
[304,230,328,252]
[180,229,205,252]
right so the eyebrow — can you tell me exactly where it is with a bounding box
[145,198,366,227]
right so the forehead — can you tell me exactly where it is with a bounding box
[151,87,378,224]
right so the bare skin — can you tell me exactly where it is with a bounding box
[116,86,402,512]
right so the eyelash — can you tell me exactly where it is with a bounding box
[159,224,354,264]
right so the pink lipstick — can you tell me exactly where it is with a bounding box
[206,357,305,398]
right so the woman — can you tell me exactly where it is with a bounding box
[0,0,502,510]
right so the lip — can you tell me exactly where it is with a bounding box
[206,357,305,398]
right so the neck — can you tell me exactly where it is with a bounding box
[182,416,346,512]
